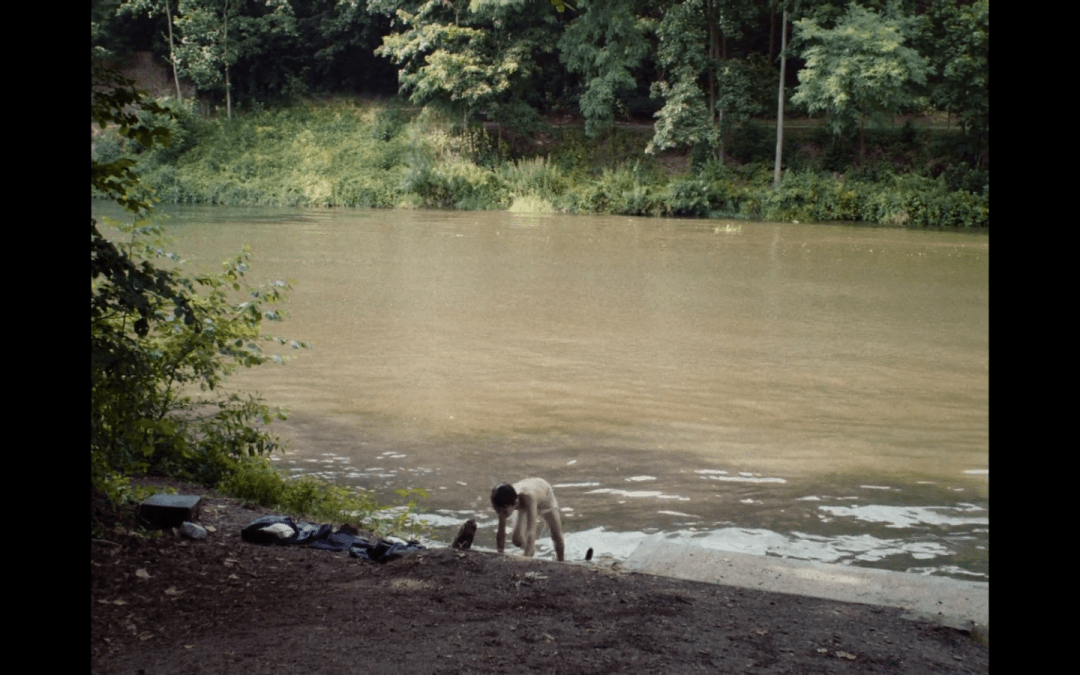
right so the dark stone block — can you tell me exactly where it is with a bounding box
[139,494,202,528]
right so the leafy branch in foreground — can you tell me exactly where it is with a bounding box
[90,61,430,535]
[91,216,311,496]
[92,61,309,503]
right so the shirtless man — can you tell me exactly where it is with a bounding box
[490,477,565,562]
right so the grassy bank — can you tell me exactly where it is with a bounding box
[96,98,988,227]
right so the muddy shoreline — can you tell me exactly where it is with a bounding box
[91,479,988,674]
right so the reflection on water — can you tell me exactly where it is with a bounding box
[95,203,988,580]
[818,502,989,528]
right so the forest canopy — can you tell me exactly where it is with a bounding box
[92,0,989,166]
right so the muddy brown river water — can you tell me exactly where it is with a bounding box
[94,203,989,579]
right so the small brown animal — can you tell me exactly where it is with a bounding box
[451,519,477,550]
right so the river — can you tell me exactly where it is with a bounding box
[94,203,989,579]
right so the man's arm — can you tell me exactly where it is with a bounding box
[496,514,507,553]
[519,492,538,557]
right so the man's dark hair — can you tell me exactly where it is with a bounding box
[491,484,517,508]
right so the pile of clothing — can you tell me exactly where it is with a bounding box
[241,515,424,563]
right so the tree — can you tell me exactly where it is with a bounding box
[646,0,762,163]
[791,2,928,163]
[119,0,186,102]
[769,0,809,185]
[772,3,787,186]
[91,61,308,501]
[92,61,190,334]
[172,0,297,118]
[374,0,560,129]
[923,0,989,165]
[558,0,651,137]
[293,0,399,94]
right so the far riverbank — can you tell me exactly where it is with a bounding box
[94,99,988,227]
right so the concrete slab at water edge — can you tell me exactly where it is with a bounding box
[622,535,988,630]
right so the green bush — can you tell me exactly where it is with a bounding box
[501,156,568,201]
[92,75,434,537]
[217,456,368,523]
[940,163,989,195]
[663,178,711,217]
[122,97,986,226]
[370,106,410,142]
[761,171,818,222]
[406,159,503,209]
[734,170,990,227]
[91,223,305,498]
[574,162,663,215]
[92,132,125,165]
[140,98,206,166]
[726,121,773,165]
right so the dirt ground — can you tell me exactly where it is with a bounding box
[91,480,988,674]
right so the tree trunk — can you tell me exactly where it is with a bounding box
[707,0,724,164]
[224,7,232,119]
[165,0,182,103]
[773,10,787,187]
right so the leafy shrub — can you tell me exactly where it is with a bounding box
[276,474,364,521]
[141,98,205,166]
[215,455,289,508]
[91,75,435,537]
[663,178,711,217]
[857,180,907,225]
[572,162,655,215]
[337,171,402,208]
[123,95,986,225]
[214,455,429,533]
[92,132,125,165]
[726,120,773,164]
[370,106,408,142]
[761,170,820,223]
[406,159,502,209]
[940,163,989,195]
[91,222,306,497]
[501,156,568,200]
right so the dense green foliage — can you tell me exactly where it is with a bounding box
[219,463,429,535]
[647,0,768,162]
[171,0,298,117]
[94,1,988,157]
[91,66,428,529]
[791,3,927,162]
[93,0,988,226]
[921,0,989,165]
[91,65,309,508]
[98,99,986,226]
[374,0,560,130]
[558,0,651,137]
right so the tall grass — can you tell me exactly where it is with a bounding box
[101,99,988,227]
